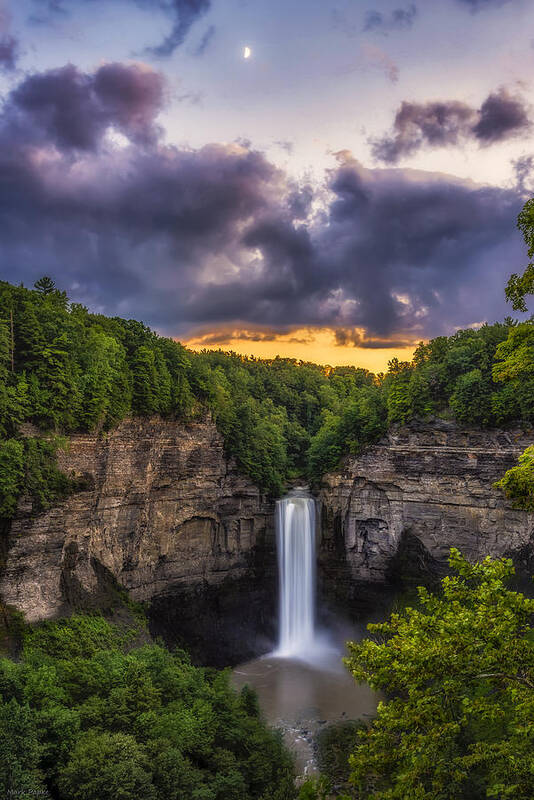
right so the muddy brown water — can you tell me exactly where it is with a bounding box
[231,634,379,777]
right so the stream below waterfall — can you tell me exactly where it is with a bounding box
[232,488,380,777]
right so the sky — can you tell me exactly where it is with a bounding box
[1,0,533,370]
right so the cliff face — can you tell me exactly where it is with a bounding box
[0,418,276,664]
[2,418,533,663]
[318,421,534,608]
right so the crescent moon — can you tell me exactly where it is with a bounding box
[243,46,251,59]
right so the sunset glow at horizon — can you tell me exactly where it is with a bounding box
[184,327,418,372]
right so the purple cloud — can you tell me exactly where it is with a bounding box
[372,88,530,163]
[9,62,165,151]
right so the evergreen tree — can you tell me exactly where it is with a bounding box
[14,297,45,372]
[132,346,158,416]
[154,348,172,416]
[34,276,57,295]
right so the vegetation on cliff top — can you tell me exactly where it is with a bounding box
[0,276,532,508]
[0,613,295,800]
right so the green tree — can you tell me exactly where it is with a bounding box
[307,409,343,480]
[79,330,131,430]
[58,730,157,800]
[0,613,296,800]
[0,698,45,798]
[34,276,57,296]
[14,296,45,373]
[132,346,158,416]
[493,321,534,385]
[386,359,412,424]
[0,439,24,517]
[492,321,534,505]
[154,348,172,415]
[39,333,81,430]
[505,198,534,311]
[450,368,492,425]
[494,445,534,511]
[406,367,433,419]
[0,319,28,437]
[345,550,534,799]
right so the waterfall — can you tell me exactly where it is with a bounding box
[275,489,317,657]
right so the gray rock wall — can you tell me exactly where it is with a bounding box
[2,417,533,661]
[318,421,534,605]
[0,417,276,663]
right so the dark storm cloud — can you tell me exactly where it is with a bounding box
[189,329,281,344]
[0,63,286,327]
[30,0,211,56]
[372,88,530,163]
[372,100,475,162]
[179,156,522,340]
[0,64,525,345]
[311,156,522,338]
[8,62,164,151]
[363,4,417,34]
[189,328,313,345]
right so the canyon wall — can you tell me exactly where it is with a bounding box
[0,418,276,664]
[1,417,533,662]
[318,420,534,609]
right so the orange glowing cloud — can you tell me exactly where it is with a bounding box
[183,327,418,372]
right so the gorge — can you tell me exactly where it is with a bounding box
[1,415,532,666]
[0,281,533,795]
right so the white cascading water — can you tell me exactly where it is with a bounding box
[275,489,317,658]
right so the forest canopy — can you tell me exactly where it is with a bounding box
[0,613,296,800]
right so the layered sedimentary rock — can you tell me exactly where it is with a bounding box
[0,418,276,664]
[318,421,534,607]
[2,417,534,660]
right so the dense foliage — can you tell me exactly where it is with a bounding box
[344,550,534,799]
[0,277,379,500]
[506,197,534,312]
[0,614,295,800]
[0,276,532,510]
[315,720,365,798]
[495,445,534,511]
